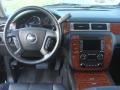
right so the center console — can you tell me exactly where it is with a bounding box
[63,22,114,90]
[71,35,112,71]
[70,34,113,90]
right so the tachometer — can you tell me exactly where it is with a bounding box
[43,17,51,25]
[25,16,41,27]
[42,17,55,30]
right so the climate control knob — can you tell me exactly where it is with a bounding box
[97,54,103,60]
[80,54,87,60]
[80,63,85,67]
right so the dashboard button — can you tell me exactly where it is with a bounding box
[97,54,103,60]
[80,54,87,60]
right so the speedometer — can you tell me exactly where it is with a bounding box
[26,16,41,27]
[43,17,51,25]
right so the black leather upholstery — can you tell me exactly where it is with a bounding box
[85,86,120,90]
[0,83,9,90]
[0,83,65,90]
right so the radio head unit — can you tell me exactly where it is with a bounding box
[80,39,104,67]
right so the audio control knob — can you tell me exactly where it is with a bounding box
[80,54,87,60]
[80,63,85,67]
[97,54,103,60]
[97,63,102,67]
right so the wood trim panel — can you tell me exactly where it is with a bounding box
[111,23,120,34]
[71,35,112,71]
[74,72,113,90]
[103,35,113,69]
[62,21,70,34]
[71,35,80,69]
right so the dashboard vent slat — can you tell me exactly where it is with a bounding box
[73,24,89,30]
[0,24,5,32]
[91,24,107,30]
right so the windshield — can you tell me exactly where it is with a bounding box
[1,0,120,16]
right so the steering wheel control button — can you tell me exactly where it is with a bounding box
[44,37,56,52]
[26,33,37,43]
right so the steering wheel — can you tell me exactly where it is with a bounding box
[3,6,62,64]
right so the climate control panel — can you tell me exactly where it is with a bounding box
[80,51,104,67]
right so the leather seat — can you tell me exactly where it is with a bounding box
[85,86,120,90]
[0,83,65,90]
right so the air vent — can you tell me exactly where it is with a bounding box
[91,24,107,30]
[74,24,90,30]
[0,24,5,32]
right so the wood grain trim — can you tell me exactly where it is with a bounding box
[71,35,112,71]
[103,35,113,69]
[71,35,80,69]
[73,72,113,90]
[62,21,70,34]
[111,23,120,34]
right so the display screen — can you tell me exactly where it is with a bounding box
[83,40,101,50]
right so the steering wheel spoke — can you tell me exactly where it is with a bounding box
[7,29,19,38]
[46,30,56,38]
[7,29,23,48]
[40,30,56,56]
[40,47,48,56]
[14,47,24,56]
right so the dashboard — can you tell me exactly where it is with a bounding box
[0,6,120,90]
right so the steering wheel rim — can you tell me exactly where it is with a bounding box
[3,6,62,64]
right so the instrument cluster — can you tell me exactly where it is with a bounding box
[16,12,55,30]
